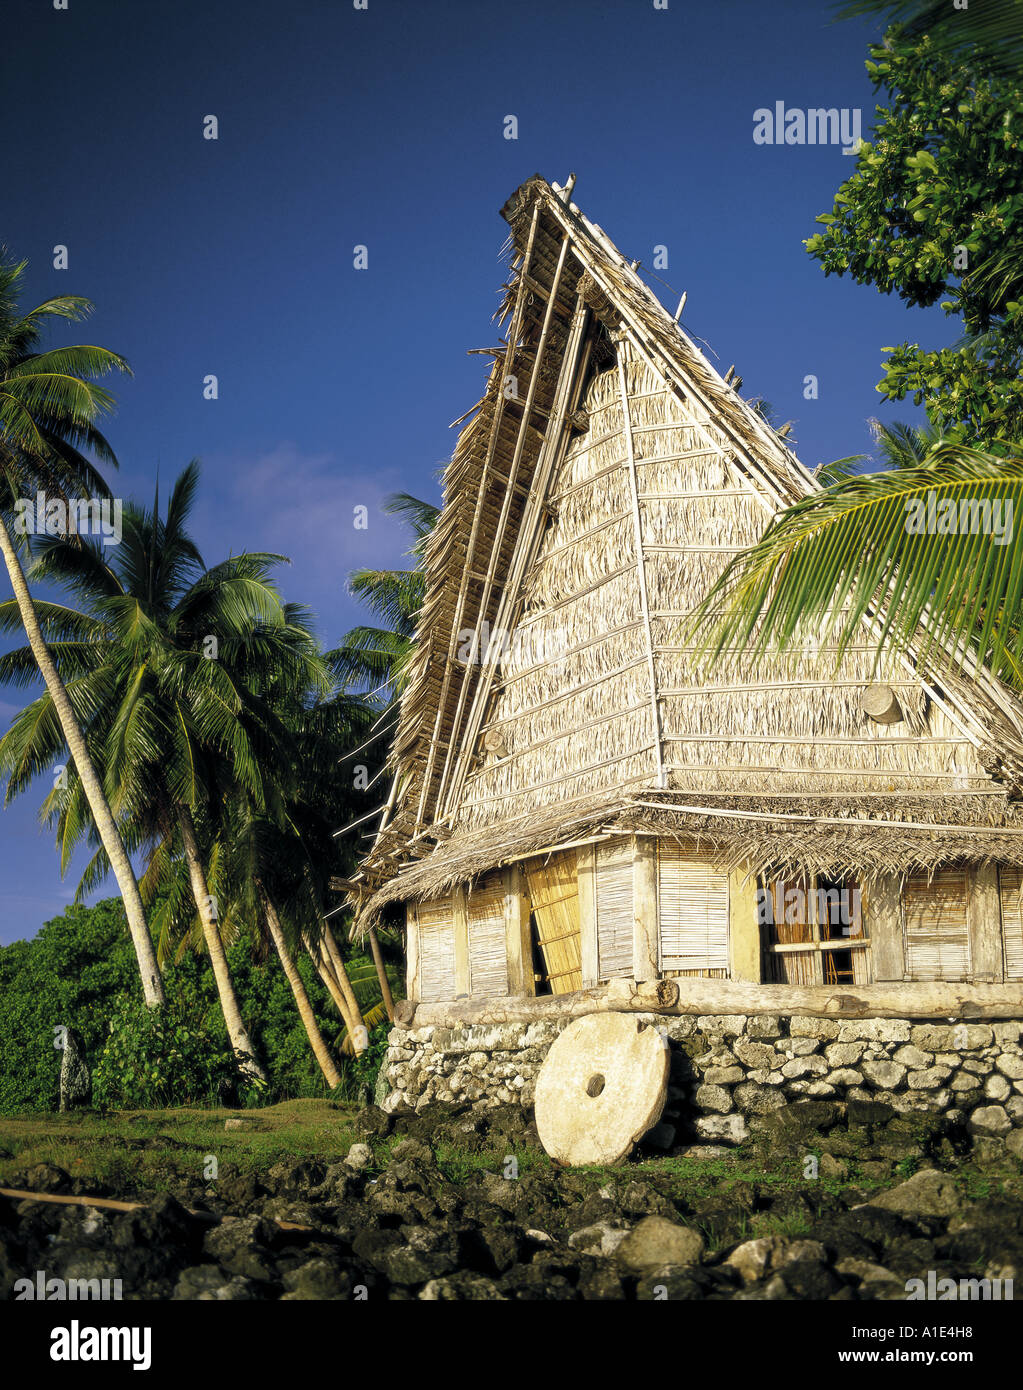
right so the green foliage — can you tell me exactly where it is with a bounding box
[331,491,438,695]
[219,934,338,1103]
[0,898,392,1114]
[0,255,130,510]
[836,0,1023,85]
[700,27,1023,681]
[334,1022,391,1101]
[0,899,138,1113]
[91,992,236,1110]
[806,32,1023,442]
[0,461,331,899]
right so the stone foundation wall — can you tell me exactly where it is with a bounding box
[378,1013,1023,1152]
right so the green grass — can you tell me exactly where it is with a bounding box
[0,1099,362,1196]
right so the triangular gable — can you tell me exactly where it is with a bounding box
[360,175,1023,894]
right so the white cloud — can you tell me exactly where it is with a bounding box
[194,443,433,632]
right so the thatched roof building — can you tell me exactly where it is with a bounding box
[348,175,1023,1019]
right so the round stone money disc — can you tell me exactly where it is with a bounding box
[534,1012,669,1166]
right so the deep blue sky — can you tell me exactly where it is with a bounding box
[1,0,943,943]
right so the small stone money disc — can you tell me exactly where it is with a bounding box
[534,1012,669,1166]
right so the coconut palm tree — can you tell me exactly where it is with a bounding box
[332,491,437,1005]
[140,633,390,1067]
[203,661,384,1063]
[0,463,329,1081]
[0,258,165,1005]
[163,794,347,1088]
[331,492,438,696]
[869,418,942,470]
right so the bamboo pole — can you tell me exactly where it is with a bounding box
[0,1189,313,1233]
[437,239,577,821]
[621,352,665,789]
[415,200,545,830]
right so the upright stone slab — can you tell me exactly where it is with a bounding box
[534,1012,669,1165]
[58,1028,90,1113]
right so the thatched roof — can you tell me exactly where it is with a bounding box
[349,174,1023,921]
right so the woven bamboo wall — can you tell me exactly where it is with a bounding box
[657,843,730,975]
[999,867,1023,981]
[412,898,456,1003]
[465,871,509,997]
[595,839,634,980]
[904,870,972,981]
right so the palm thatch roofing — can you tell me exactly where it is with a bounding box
[348,174,1023,924]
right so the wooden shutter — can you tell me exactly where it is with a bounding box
[999,867,1023,981]
[414,898,456,1002]
[525,850,582,994]
[904,870,971,981]
[466,872,508,997]
[595,839,633,979]
[657,846,729,974]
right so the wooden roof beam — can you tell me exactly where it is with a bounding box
[434,234,576,820]
[412,199,545,831]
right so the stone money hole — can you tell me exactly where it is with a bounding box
[586,1073,606,1098]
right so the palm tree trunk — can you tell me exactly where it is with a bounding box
[302,932,360,1035]
[322,923,369,1053]
[176,804,267,1083]
[0,518,166,1007]
[263,896,341,1089]
[368,927,395,1021]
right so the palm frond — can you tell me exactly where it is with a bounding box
[689,440,1023,687]
[836,0,1023,82]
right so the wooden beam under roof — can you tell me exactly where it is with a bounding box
[438,285,592,824]
[434,233,575,821]
[412,199,545,833]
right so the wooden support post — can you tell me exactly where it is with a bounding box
[632,837,659,982]
[453,887,470,996]
[866,873,905,982]
[504,864,534,996]
[970,864,1005,983]
[407,978,1023,1027]
[617,352,666,791]
[728,869,761,983]
[405,908,421,1003]
[578,845,599,988]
